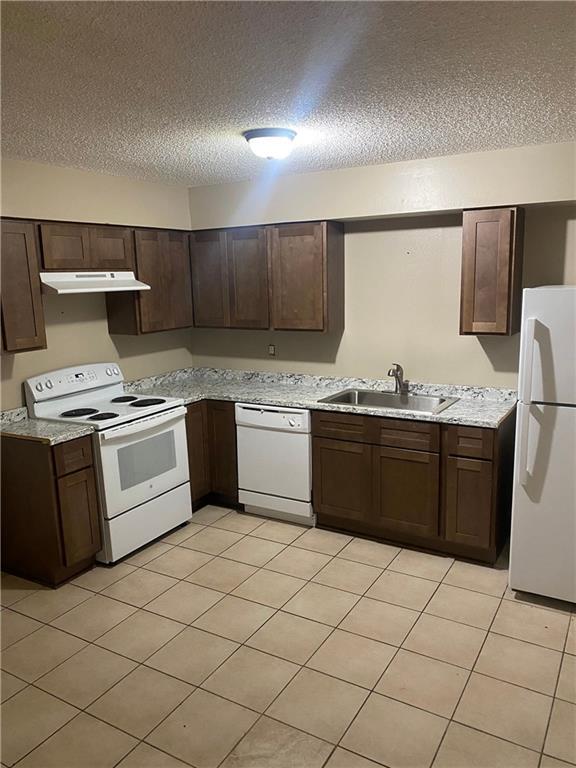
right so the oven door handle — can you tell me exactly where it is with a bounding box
[100,406,186,441]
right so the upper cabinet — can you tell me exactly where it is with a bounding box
[460,207,524,335]
[270,221,344,332]
[227,228,269,329]
[190,221,344,333]
[40,223,134,270]
[107,229,194,334]
[1,220,47,352]
[190,230,230,327]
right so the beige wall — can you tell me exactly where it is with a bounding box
[1,159,195,409]
[189,205,576,389]
[1,155,575,409]
[188,142,576,229]
[1,158,191,228]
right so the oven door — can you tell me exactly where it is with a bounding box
[96,406,189,519]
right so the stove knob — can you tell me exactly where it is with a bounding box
[289,418,296,427]
[106,368,113,376]
[45,379,53,389]
[35,382,44,392]
[112,367,119,375]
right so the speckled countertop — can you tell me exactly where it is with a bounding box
[0,367,517,445]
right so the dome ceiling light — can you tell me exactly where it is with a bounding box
[243,128,297,160]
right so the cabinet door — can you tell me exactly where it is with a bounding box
[313,437,372,529]
[136,230,194,332]
[460,207,524,335]
[1,220,47,352]
[270,222,325,330]
[89,226,134,270]
[444,456,493,549]
[57,467,101,566]
[186,402,211,503]
[190,231,230,327]
[207,401,238,501]
[226,227,269,328]
[372,446,439,538]
[40,223,91,269]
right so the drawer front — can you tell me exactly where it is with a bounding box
[372,418,440,453]
[312,411,370,444]
[444,425,494,460]
[53,436,93,477]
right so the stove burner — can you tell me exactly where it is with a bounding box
[111,396,138,403]
[61,408,99,418]
[88,412,119,421]
[130,398,167,407]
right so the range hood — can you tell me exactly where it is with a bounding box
[40,271,151,294]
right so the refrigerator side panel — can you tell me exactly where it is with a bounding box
[510,402,576,602]
[519,287,576,406]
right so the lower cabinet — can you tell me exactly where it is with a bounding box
[312,438,372,526]
[444,456,493,550]
[186,400,238,509]
[312,411,514,563]
[1,435,102,585]
[372,446,439,539]
[57,467,101,566]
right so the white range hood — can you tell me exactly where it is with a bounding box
[40,271,150,294]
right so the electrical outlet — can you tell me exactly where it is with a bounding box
[268,344,276,357]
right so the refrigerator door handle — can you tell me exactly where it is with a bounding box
[517,404,531,487]
[520,317,537,404]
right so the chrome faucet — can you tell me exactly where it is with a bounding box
[387,363,409,395]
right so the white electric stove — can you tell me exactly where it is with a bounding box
[25,363,192,563]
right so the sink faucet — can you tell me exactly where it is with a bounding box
[387,363,409,395]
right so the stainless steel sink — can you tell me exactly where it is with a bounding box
[318,389,458,414]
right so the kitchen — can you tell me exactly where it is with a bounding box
[1,3,575,768]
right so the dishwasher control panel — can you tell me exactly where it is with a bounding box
[235,403,311,433]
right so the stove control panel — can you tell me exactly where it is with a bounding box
[25,364,124,404]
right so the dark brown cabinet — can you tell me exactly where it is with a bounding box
[270,221,343,331]
[107,229,194,334]
[190,230,230,327]
[40,223,134,270]
[313,410,514,563]
[1,435,102,585]
[227,228,269,329]
[372,446,439,538]
[444,456,493,550]
[190,221,344,332]
[207,400,238,503]
[58,467,101,566]
[312,438,372,526]
[1,219,47,352]
[186,401,212,503]
[186,400,238,509]
[460,207,524,335]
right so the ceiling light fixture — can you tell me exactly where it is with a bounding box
[243,128,297,160]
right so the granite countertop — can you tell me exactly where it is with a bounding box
[0,367,517,445]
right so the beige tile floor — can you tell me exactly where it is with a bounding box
[1,505,575,768]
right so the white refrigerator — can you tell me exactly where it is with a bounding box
[510,286,576,602]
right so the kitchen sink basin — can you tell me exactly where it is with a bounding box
[318,389,458,414]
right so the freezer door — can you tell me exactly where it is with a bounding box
[510,402,576,602]
[519,287,576,406]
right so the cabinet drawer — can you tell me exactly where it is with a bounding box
[53,437,93,476]
[444,425,494,460]
[312,411,371,444]
[372,418,440,453]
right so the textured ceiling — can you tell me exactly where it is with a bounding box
[2,1,575,186]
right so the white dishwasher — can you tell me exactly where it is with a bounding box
[235,403,314,525]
